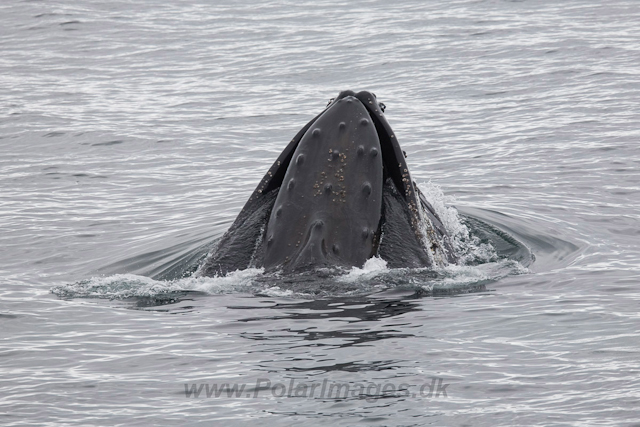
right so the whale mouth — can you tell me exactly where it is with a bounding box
[258,90,434,272]
[199,91,457,277]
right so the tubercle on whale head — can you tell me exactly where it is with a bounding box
[327,90,387,117]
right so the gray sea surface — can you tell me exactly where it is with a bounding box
[1,0,640,425]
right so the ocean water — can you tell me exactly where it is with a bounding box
[1,0,640,425]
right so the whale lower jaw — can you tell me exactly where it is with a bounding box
[199,91,457,277]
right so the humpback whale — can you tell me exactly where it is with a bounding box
[200,90,457,277]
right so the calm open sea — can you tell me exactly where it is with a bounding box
[1,0,639,425]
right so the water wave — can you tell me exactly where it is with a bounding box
[51,182,530,301]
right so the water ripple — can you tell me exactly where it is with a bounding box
[2,0,640,425]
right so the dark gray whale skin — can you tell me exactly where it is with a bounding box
[200,90,457,276]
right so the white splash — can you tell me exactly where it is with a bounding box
[418,180,499,265]
[51,268,265,300]
[338,257,389,282]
